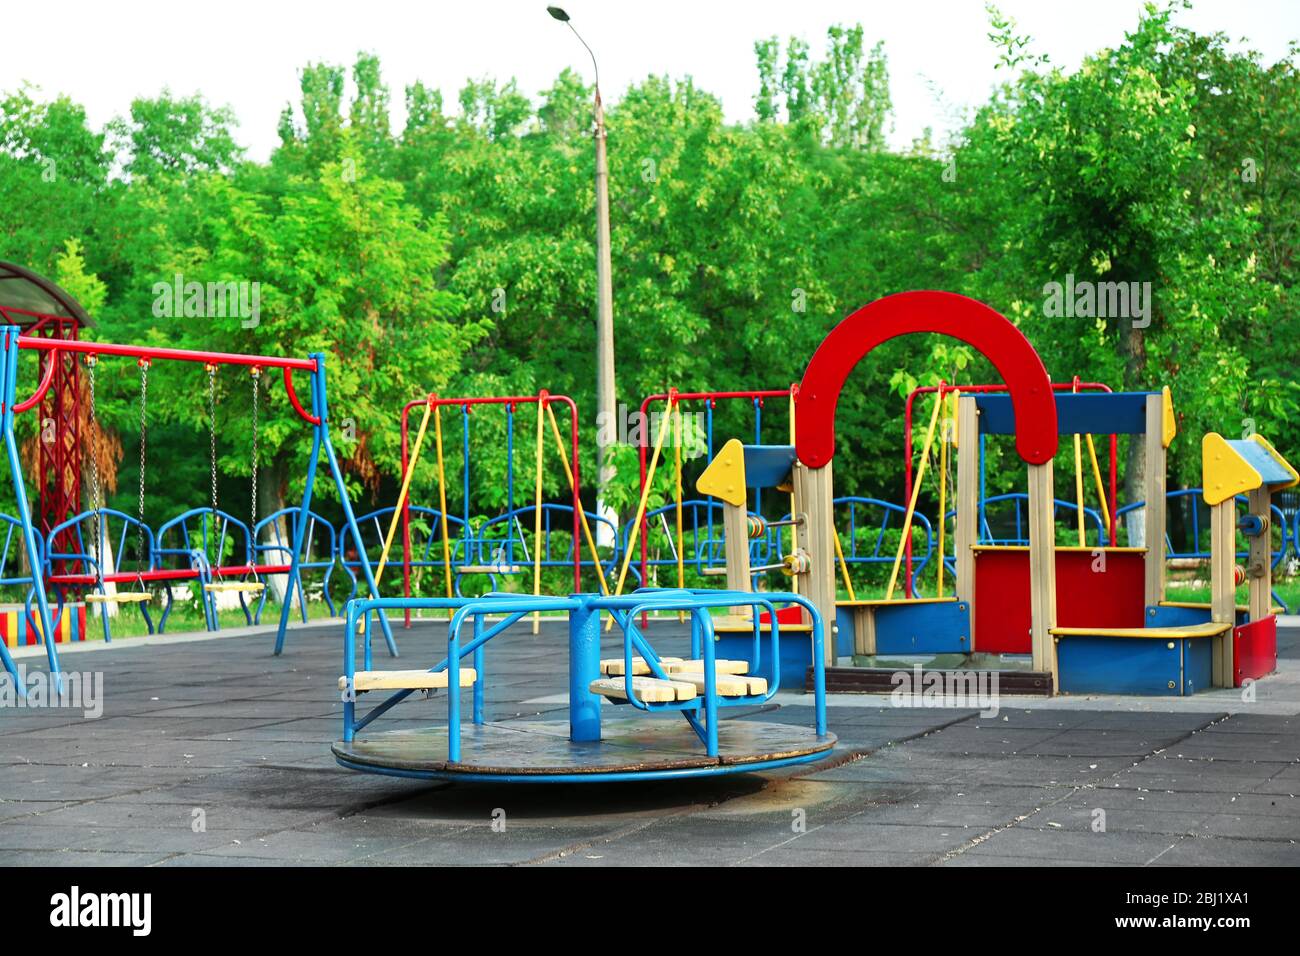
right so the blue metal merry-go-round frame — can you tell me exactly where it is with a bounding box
[334,588,836,783]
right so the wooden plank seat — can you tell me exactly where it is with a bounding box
[836,596,958,608]
[668,670,768,697]
[1159,600,1284,614]
[598,657,750,676]
[599,656,683,676]
[84,592,152,604]
[203,582,266,593]
[663,659,751,675]
[589,676,697,703]
[1050,622,1231,639]
[339,668,478,692]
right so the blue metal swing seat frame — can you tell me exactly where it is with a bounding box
[334,588,835,783]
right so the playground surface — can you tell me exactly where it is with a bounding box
[2,617,1298,867]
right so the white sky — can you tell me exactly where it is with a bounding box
[5,0,1298,160]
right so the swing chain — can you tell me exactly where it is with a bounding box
[137,358,150,572]
[85,356,102,580]
[207,363,219,519]
[250,367,260,562]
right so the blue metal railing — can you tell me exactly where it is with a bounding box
[340,588,827,764]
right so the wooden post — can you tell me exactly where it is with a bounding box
[793,460,837,666]
[1143,395,1167,609]
[954,396,979,650]
[1209,499,1236,686]
[1247,488,1271,623]
[722,501,752,611]
[1026,460,1058,689]
[854,606,876,657]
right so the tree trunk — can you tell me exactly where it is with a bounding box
[259,456,293,610]
[1119,316,1148,545]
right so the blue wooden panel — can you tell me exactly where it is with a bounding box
[1057,635,1214,695]
[975,392,1154,437]
[717,617,852,689]
[1228,439,1294,486]
[1184,637,1212,695]
[741,444,796,489]
[873,600,971,655]
[1147,604,1247,628]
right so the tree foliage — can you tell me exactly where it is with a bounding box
[0,6,1295,536]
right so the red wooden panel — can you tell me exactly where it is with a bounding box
[973,549,1146,653]
[1233,615,1277,686]
[759,606,804,626]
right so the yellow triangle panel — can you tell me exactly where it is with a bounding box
[696,438,748,506]
[1201,432,1260,505]
[1161,386,1176,448]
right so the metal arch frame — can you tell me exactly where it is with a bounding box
[0,302,84,566]
[636,387,797,598]
[0,325,392,678]
[397,392,583,628]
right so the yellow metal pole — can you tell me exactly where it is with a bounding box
[532,392,546,634]
[606,399,673,630]
[1085,433,1112,542]
[1072,381,1085,547]
[788,389,799,594]
[937,390,949,598]
[886,390,942,601]
[674,403,685,620]
[545,403,610,596]
[373,399,433,589]
[833,529,856,602]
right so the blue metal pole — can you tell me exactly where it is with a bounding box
[705,402,715,561]
[700,610,719,757]
[1,328,60,680]
[473,614,485,724]
[810,612,827,736]
[568,594,602,742]
[314,354,396,657]
[343,600,357,742]
[447,625,462,762]
[461,404,471,560]
[979,431,987,543]
[505,405,515,560]
[274,372,324,655]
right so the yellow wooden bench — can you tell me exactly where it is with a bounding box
[599,656,684,676]
[339,668,478,692]
[1050,622,1231,640]
[667,670,768,697]
[663,659,750,675]
[589,676,697,703]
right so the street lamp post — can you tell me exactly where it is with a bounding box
[548,5,618,547]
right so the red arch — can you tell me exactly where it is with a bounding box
[796,291,1058,467]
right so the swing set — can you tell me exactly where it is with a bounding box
[379,391,610,630]
[0,321,390,686]
[634,387,798,595]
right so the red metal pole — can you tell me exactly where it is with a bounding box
[401,399,417,628]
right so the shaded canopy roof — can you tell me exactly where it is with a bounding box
[0,261,93,328]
